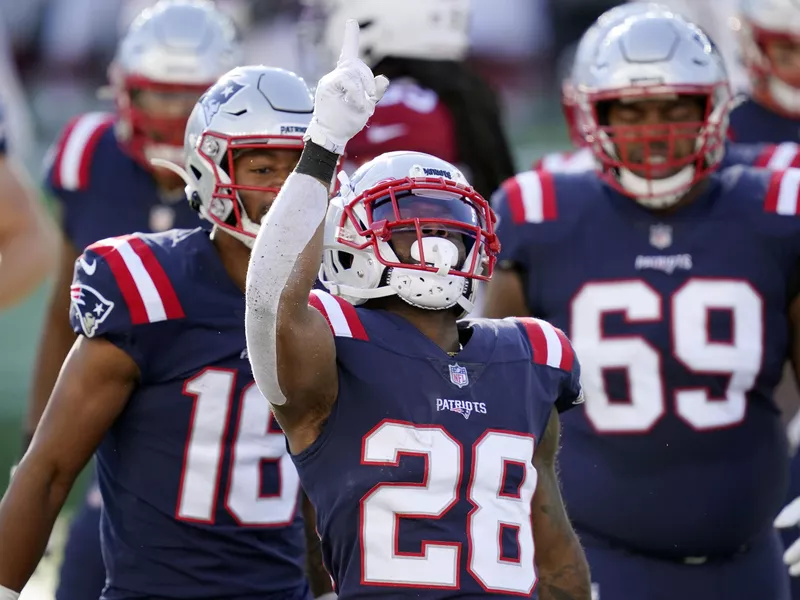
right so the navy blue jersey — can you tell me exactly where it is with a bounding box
[493,166,800,558]
[69,228,309,600]
[730,97,800,144]
[46,112,201,250]
[293,293,582,599]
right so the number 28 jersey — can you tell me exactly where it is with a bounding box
[493,165,800,558]
[293,298,583,599]
[69,228,309,600]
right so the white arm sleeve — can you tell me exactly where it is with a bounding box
[244,172,329,406]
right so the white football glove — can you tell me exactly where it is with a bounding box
[775,496,800,575]
[304,19,389,155]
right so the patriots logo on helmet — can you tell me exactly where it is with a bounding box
[70,284,114,338]
[200,79,245,124]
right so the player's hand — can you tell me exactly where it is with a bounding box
[775,497,800,575]
[303,19,389,154]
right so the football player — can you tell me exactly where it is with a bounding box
[301,0,515,201]
[19,2,242,598]
[244,21,591,600]
[541,2,800,175]
[0,65,331,600]
[483,10,800,600]
[0,102,58,310]
[730,0,800,143]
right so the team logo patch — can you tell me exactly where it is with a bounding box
[449,363,469,388]
[436,398,487,420]
[70,284,114,337]
[649,223,673,249]
[200,79,245,123]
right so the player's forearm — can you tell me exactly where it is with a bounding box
[536,540,591,600]
[0,225,57,309]
[244,144,333,399]
[25,283,76,437]
[0,458,71,590]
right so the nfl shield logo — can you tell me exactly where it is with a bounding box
[649,224,672,249]
[449,363,469,388]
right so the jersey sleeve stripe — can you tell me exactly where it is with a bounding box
[766,169,800,215]
[552,326,574,372]
[516,317,572,370]
[500,171,557,225]
[764,170,784,214]
[54,113,113,191]
[89,242,149,324]
[127,236,185,319]
[309,290,369,340]
[767,143,800,170]
[330,294,369,340]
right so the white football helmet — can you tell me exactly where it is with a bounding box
[154,66,313,248]
[574,10,733,208]
[740,0,800,116]
[109,0,243,168]
[300,0,471,73]
[320,151,499,315]
[564,3,674,146]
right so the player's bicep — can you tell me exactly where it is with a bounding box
[24,335,138,485]
[274,300,337,402]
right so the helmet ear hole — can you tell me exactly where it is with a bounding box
[337,251,354,270]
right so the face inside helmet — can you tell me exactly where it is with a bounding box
[583,83,729,200]
[118,74,212,169]
[195,131,304,242]
[338,176,500,281]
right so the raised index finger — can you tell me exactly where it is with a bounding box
[338,19,360,65]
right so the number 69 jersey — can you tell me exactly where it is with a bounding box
[69,228,309,600]
[492,165,800,558]
[292,297,582,599]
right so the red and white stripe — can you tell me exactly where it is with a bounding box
[516,317,574,371]
[52,112,114,191]
[500,171,557,225]
[87,235,184,324]
[755,142,800,170]
[765,169,800,216]
[308,290,368,341]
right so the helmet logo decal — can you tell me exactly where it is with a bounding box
[201,79,245,123]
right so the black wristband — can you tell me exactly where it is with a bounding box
[296,142,339,186]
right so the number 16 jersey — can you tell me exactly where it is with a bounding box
[69,227,309,600]
[492,165,800,558]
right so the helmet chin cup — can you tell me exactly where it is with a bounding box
[387,267,468,311]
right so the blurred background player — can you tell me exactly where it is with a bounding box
[0,100,58,311]
[0,64,331,600]
[731,0,800,143]
[540,1,800,175]
[484,10,800,600]
[300,0,516,201]
[0,7,57,312]
[19,1,243,598]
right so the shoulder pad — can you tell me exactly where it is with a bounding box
[308,290,368,341]
[70,234,185,337]
[495,170,558,225]
[509,317,574,371]
[48,112,114,192]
